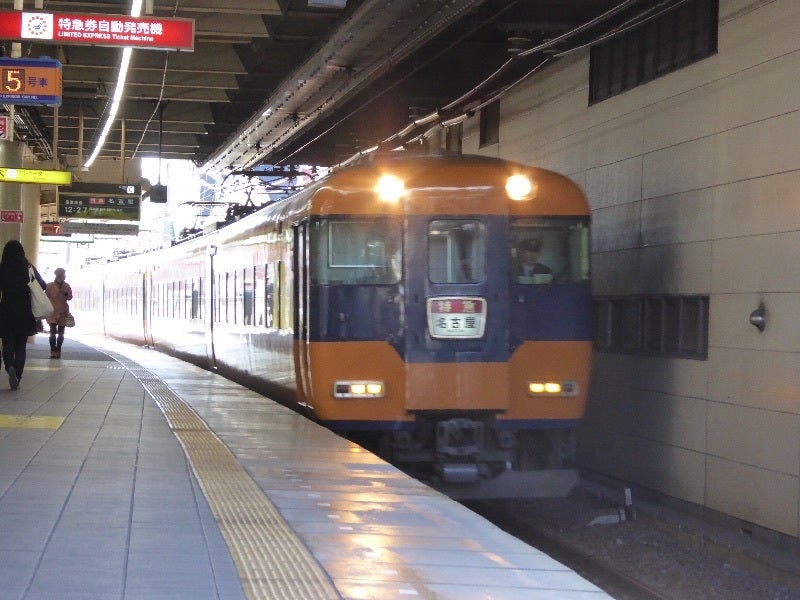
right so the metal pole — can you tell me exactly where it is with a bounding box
[120,118,126,180]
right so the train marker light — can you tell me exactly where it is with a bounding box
[376,174,404,202]
[334,381,385,398]
[505,174,534,200]
[527,380,579,397]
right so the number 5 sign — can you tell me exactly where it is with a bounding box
[0,57,62,106]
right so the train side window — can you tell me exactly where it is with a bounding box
[264,263,275,328]
[510,218,590,284]
[428,219,485,284]
[215,273,222,323]
[233,270,239,324]
[191,280,200,319]
[225,272,231,324]
[279,260,292,330]
[243,268,253,326]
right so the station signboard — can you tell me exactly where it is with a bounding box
[0,11,194,52]
[0,57,62,106]
[0,210,24,223]
[58,182,141,221]
[61,222,139,236]
[0,166,72,184]
[41,221,70,236]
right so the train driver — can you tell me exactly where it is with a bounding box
[513,238,553,284]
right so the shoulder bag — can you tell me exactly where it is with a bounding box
[29,266,54,319]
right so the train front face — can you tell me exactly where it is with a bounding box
[303,155,592,482]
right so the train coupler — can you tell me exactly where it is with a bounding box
[436,418,484,457]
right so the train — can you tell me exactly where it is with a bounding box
[70,152,592,497]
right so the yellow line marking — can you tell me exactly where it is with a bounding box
[25,366,61,371]
[0,415,65,429]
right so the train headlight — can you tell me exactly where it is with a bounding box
[334,381,385,398]
[527,380,579,397]
[506,174,534,200]
[375,174,405,202]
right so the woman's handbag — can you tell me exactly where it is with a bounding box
[64,312,76,328]
[29,267,54,319]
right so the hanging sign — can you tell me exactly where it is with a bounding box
[0,166,72,184]
[61,222,139,236]
[58,182,141,220]
[0,57,62,106]
[0,11,194,51]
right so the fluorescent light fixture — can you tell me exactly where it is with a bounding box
[83,0,142,169]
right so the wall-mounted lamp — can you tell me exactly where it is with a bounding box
[749,302,766,332]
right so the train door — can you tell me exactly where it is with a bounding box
[293,223,313,407]
[403,216,510,411]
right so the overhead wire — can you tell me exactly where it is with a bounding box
[276,0,649,170]
[272,0,525,168]
[131,0,183,160]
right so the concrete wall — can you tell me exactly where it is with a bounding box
[462,0,800,538]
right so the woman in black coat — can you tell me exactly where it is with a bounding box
[0,240,45,390]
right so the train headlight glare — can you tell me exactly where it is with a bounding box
[527,380,579,397]
[376,174,404,202]
[334,381,385,398]
[506,174,534,200]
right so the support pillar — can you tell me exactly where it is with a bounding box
[21,182,41,267]
[0,141,23,251]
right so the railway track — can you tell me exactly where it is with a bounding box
[464,486,800,600]
[467,499,670,600]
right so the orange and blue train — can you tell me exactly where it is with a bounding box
[72,153,592,493]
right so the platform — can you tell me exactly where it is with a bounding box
[0,335,610,599]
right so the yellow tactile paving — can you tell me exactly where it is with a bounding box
[113,357,340,600]
[0,415,65,429]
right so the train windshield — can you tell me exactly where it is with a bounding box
[510,218,589,284]
[428,220,486,283]
[311,218,402,285]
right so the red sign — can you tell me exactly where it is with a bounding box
[0,11,194,51]
[1,210,24,223]
[41,222,63,236]
[42,221,69,237]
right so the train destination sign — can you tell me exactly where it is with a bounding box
[0,57,62,106]
[59,182,141,221]
[0,166,72,185]
[0,11,194,52]
[427,296,487,339]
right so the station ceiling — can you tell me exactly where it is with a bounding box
[2,0,662,175]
